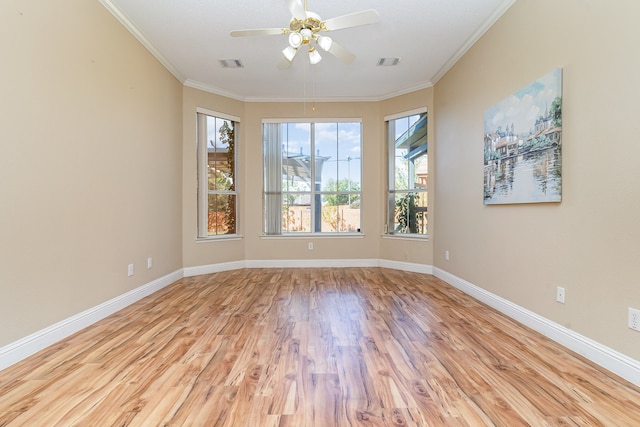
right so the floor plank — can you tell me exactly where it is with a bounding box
[1,268,639,426]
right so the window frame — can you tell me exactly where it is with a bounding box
[263,118,363,236]
[385,108,429,238]
[196,107,241,240]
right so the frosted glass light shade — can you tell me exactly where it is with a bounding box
[288,32,303,48]
[300,28,312,41]
[317,36,332,51]
[309,48,322,64]
[282,46,297,62]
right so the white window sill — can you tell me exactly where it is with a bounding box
[261,233,365,239]
[382,233,429,241]
[196,235,244,243]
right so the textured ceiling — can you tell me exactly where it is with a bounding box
[100,0,515,101]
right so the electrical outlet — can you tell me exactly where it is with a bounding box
[127,263,134,277]
[308,242,313,250]
[147,257,153,269]
[556,286,565,304]
[629,307,640,332]
[445,250,449,261]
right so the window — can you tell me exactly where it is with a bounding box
[197,109,239,238]
[263,121,362,234]
[386,110,428,236]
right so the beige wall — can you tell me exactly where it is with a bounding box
[0,0,183,346]
[434,0,640,359]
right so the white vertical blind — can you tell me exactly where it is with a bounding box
[197,113,209,238]
[263,123,282,235]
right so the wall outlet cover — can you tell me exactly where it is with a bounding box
[629,307,640,332]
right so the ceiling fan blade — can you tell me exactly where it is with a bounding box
[324,40,356,64]
[285,0,307,21]
[323,9,380,31]
[230,28,286,37]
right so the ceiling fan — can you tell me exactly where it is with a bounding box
[230,0,380,67]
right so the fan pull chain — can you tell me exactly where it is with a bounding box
[312,63,316,112]
[303,59,307,114]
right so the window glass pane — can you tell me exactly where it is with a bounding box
[282,123,311,192]
[320,200,338,233]
[392,191,427,234]
[282,196,311,233]
[414,153,428,190]
[394,147,410,190]
[208,193,236,235]
[208,167,233,192]
[315,123,338,188]
[321,195,360,232]
[338,122,362,189]
[207,118,234,192]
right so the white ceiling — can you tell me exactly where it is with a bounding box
[100,0,515,102]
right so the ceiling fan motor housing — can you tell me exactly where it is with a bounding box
[289,12,323,42]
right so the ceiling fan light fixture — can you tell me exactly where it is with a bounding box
[309,47,322,64]
[300,28,313,43]
[317,35,332,51]
[288,32,303,48]
[230,3,380,68]
[282,46,298,62]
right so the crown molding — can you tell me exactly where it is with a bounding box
[431,0,517,85]
[185,78,433,103]
[99,0,186,84]
[183,79,246,102]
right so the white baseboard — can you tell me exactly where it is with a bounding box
[379,259,434,275]
[0,269,183,371]
[433,267,640,388]
[183,260,247,277]
[184,258,430,273]
[245,258,381,269]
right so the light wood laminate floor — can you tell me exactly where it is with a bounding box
[1,268,639,426]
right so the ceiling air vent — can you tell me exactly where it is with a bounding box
[377,57,401,67]
[218,59,244,68]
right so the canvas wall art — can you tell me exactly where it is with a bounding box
[484,68,562,204]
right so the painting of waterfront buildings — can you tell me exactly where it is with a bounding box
[484,68,562,204]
